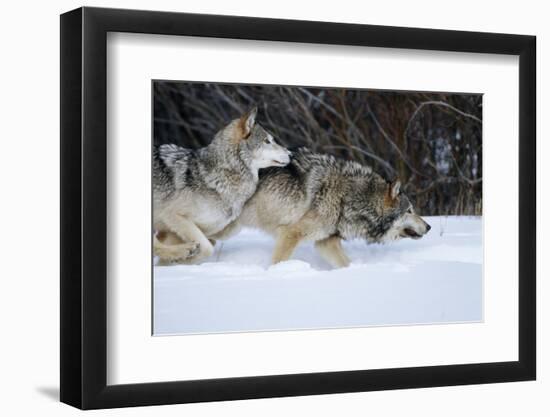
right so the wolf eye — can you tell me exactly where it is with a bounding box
[264,138,270,144]
[407,207,414,214]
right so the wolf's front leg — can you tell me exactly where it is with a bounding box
[163,215,215,263]
[315,235,350,268]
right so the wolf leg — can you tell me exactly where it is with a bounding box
[272,226,303,264]
[153,235,200,265]
[315,236,350,268]
[159,229,216,248]
[156,230,183,245]
[163,216,215,263]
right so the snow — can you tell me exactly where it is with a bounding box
[154,216,482,336]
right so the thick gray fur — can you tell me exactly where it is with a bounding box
[153,108,291,264]
[215,147,431,268]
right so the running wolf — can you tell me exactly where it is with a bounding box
[214,147,431,268]
[153,108,291,264]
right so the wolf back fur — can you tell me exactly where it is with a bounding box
[215,147,430,268]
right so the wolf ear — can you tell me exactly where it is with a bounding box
[389,180,401,200]
[238,107,258,139]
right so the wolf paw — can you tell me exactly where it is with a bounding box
[156,242,201,266]
[171,242,200,264]
[187,242,201,258]
[167,242,200,265]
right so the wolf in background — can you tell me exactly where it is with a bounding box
[153,108,291,264]
[214,147,431,268]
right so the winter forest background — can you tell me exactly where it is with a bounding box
[153,81,482,216]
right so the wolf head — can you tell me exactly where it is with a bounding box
[340,176,431,243]
[214,107,291,170]
[380,180,431,241]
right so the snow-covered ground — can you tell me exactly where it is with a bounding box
[154,216,482,335]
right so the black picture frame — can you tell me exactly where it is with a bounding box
[60,6,536,410]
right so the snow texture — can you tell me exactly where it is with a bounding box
[154,216,482,335]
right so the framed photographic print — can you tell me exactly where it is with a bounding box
[60,6,536,409]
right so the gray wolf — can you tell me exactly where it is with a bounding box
[214,147,431,268]
[153,107,291,264]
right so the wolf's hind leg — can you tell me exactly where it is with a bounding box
[163,216,215,263]
[153,235,200,265]
[156,230,183,245]
[159,230,216,249]
[315,236,350,268]
[272,226,303,264]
